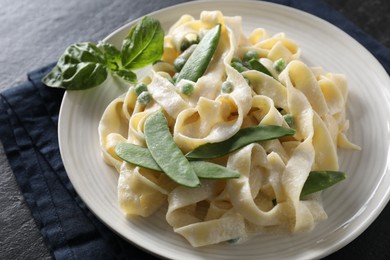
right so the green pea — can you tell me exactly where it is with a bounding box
[231,61,248,73]
[137,91,151,105]
[243,50,259,62]
[181,82,194,96]
[231,57,242,63]
[242,61,252,70]
[274,58,286,72]
[186,125,295,160]
[144,111,200,187]
[173,56,187,72]
[180,38,191,52]
[134,83,148,96]
[180,33,200,52]
[221,81,234,93]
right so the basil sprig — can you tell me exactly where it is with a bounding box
[42,16,164,90]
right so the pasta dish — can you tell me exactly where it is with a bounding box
[98,11,359,247]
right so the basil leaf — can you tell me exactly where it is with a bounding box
[121,16,164,70]
[115,142,240,180]
[300,171,346,198]
[144,111,200,188]
[99,42,121,71]
[114,68,137,83]
[42,42,108,90]
[186,125,295,160]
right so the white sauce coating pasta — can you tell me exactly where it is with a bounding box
[98,11,360,247]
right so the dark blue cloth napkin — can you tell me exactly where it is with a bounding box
[0,0,389,259]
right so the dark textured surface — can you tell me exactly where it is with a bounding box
[326,0,390,48]
[0,0,389,259]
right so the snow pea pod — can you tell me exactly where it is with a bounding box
[115,142,240,179]
[186,125,295,160]
[144,111,200,187]
[300,171,346,198]
[248,59,273,77]
[175,24,221,83]
[190,161,239,179]
[115,142,161,171]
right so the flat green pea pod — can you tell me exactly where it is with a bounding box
[115,142,161,171]
[144,111,200,187]
[175,24,221,83]
[300,171,346,198]
[190,161,239,179]
[115,142,240,179]
[186,125,295,160]
[283,114,294,128]
[248,59,273,77]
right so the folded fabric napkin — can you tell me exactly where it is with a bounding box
[0,0,389,259]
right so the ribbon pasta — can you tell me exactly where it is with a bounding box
[98,11,359,247]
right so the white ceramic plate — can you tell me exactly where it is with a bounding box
[58,1,390,259]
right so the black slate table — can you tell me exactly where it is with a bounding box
[0,0,389,259]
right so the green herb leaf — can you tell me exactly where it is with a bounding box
[115,142,240,180]
[301,171,346,198]
[144,111,200,187]
[42,16,165,90]
[176,24,221,83]
[114,68,137,83]
[99,42,121,71]
[186,125,295,160]
[121,16,164,70]
[42,42,108,90]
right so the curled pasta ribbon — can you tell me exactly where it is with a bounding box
[99,95,128,170]
[250,31,301,62]
[281,60,329,116]
[172,13,252,152]
[244,70,288,110]
[118,162,171,217]
[227,144,287,227]
[166,181,247,247]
